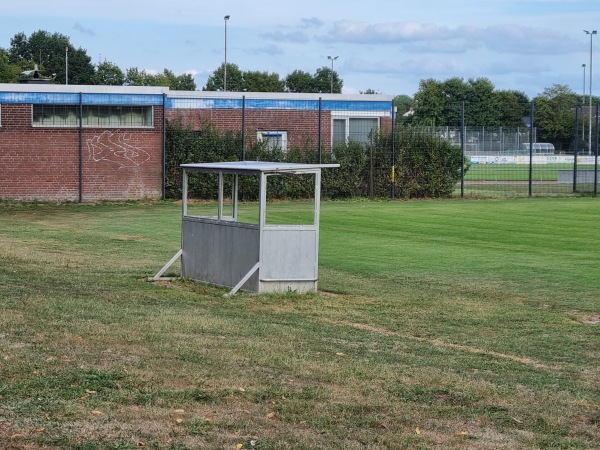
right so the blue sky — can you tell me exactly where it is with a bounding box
[1,0,599,99]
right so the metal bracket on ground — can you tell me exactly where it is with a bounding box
[225,262,260,297]
[148,249,182,281]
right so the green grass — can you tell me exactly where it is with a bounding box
[460,164,598,197]
[466,163,597,182]
[1,199,599,449]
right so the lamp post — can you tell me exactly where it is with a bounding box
[224,15,230,92]
[65,46,69,85]
[584,30,597,154]
[327,55,338,93]
[583,63,586,141]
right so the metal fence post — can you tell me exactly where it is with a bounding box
[162,93,167,200]
[318,97,322,164]
[574,107,580,192]
[242,95,246,161]
[595,103,599,196]
[79,92,83,203]
[391,100,396,198]
[574,107,579,193]
[369,134,374,200]
[461,101,465,198]
[528,101,534,197]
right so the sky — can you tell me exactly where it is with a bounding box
[1,0,599,100]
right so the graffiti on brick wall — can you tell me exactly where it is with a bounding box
[87,130,151,168]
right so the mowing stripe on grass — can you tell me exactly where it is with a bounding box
[322,319,555,371]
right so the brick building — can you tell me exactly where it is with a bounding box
[0,84,393,201]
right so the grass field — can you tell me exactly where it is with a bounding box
[465,164,598,182]
[460,164,599,197]
[1,199,599,449]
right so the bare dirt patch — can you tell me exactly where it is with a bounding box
[577,315,600,325]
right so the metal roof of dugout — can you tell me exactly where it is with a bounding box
[153,161,338,295]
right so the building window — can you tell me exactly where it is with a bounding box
[257,131,288,152]
[33,105,78,127]
[32,105,153,128]
[332,117,379,146]
[333,119,346,145]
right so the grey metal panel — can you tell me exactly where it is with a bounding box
[260,228,318,282]
[182,218,260,291]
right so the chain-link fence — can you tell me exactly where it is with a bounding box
[165,96,600,199]
[455,103,599,197]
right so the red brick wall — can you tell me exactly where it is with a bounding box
[167,109,333,151]
[0,104,164,201]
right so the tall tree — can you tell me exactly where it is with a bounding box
[313,66,342,93]
[124,67,155,86]
[534,84,580,151]
[8,30,94,84]
[413,77,526,127]
[0,48,21,82]
[159,69,196,90]
[243,70,285,92]
[93,60,124,86]
[285,70,314,93]
[393,94,414,124]
[203,63,244,91]
[441,77,469,125]
[494,90,530,127]
[464,78,499,126]
[124,67,196,90]
[412,78,447,126]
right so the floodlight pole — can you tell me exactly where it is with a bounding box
[327,55,338,93]
[224,15,230,92]
[584,30,597,155]
[65,47,69,85]
[582,63,586,141]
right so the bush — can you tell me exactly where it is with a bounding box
[392,127,465,198]
[165,118,244,198]
[321,142,368,198]
[165,120,466,200]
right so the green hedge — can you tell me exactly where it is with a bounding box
[165,120,466,200]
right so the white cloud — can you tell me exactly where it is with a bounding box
[1,0,599,98]
[323,21,453,44]
[301,17,324,29]
[261,30,310,44]
[247,44,284,56]
[184,69,200,77]
[475,25,581,54]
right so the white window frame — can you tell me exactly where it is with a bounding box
[331,111,382,146]
[257,130,288,153]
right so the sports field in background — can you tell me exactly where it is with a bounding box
[460,163,599,197]
[1,199,599,449]
[465,163,597,181]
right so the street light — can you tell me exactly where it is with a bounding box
[582,63,586,141]
[584,30,597,154]
[327,55,338,93]
[65,46,69,85]
[224,15,230,92]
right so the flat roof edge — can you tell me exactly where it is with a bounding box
[181,161,340,174]
[0,83,168,95]
[0,83,394,101]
